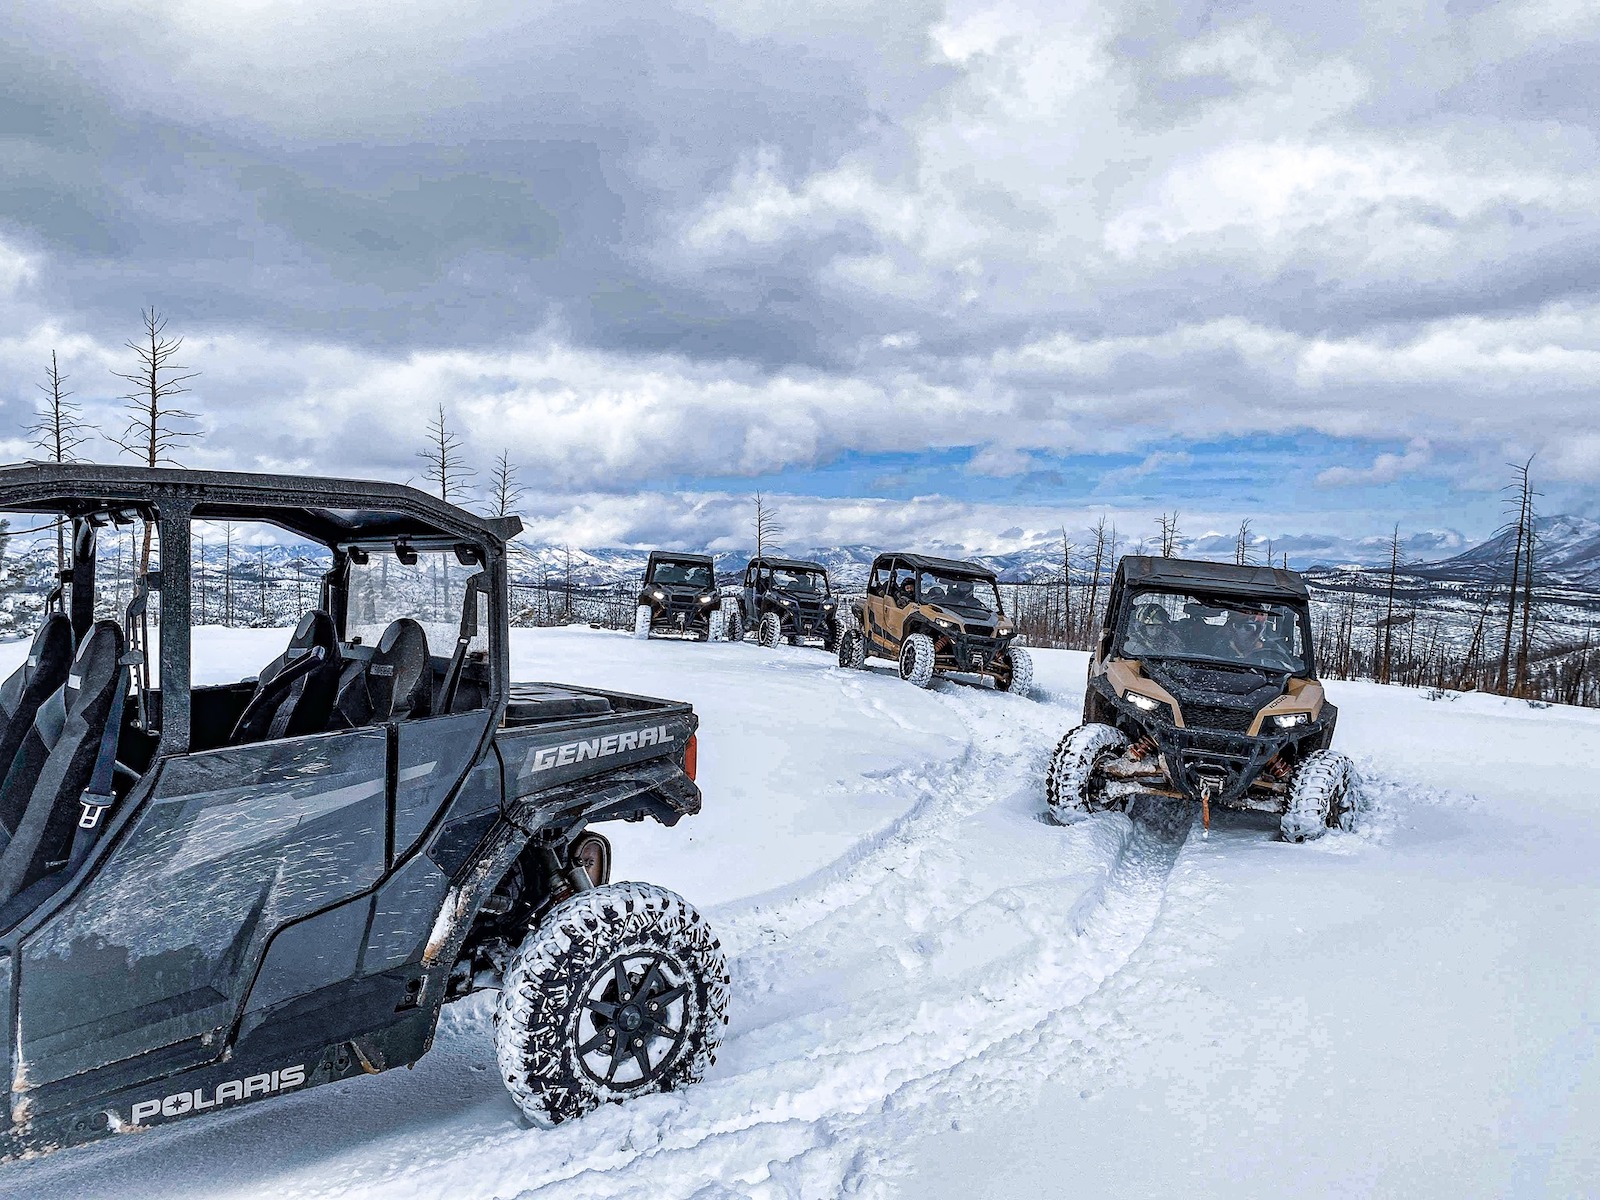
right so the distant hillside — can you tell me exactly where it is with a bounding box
[1412,515,1600,588]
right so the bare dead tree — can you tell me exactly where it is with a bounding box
[487,449,524,519]
[1496,457,1536,694]
[223,521,236,627]
[1513,459,1540,695]
[1084,516,1112,647]
[1158,512,1181,557]
[418,404,476,504]
[30,349,95,571]
[1059,529,1074,645]
[1378,525,1402,684]
[113,308,200,576]
[1234,519,1254,566]
[753,492,783,558]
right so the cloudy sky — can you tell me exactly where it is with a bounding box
[2,0,1598,558]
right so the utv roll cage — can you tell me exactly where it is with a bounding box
[0,461,520,755]
[1100,556,1318,677]
[749,556,831,584]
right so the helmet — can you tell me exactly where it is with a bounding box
[1133,602,1169,626]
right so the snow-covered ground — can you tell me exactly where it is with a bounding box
[3,626,1598,1198]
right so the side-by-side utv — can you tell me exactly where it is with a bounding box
[634,551,724,642]
[838,552,1032,694]
[726,557,839,649]
[0,464,729,1161]
[1045,555,1358,841]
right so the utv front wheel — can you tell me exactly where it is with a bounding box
[821,621,839,654]
[838,627,866,669]
[1281,751,1358,843]
[994,646,1033,696]
[758,612,783,649]
[898,633,936,688]
[1045,723,1128,823]
[494,882,730,1127]
[633,605,652,640]
[725,608,744,642]
[708,608,726,642]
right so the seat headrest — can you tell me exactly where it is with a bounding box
[26,614,74,686]
[289,609,337,654]
[370,618,431,721]
[65,621,125,711]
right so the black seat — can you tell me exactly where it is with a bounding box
[230,611,342,745]
[336,618,432,727]
[0,614,75,839]
[0,620,125,908]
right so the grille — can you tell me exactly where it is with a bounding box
[1182,703,1256,733]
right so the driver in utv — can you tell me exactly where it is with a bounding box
[1046,555,1359,842]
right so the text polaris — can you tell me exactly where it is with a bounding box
[126,1064,307,1126]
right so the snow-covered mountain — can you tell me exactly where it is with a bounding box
[1413,514,1600,587]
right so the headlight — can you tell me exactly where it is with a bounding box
[698,594,716,605]
[1271,712,1310,729]
[823,599,836,610]
[650,588,665,600]
[1123,690,1162,713]
[935,617,958,630]
[997,622,1013,636]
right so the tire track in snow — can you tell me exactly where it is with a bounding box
[327,683,1201,1200]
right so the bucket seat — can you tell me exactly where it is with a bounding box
[229,610,342,745]
[336,618,432,727]
[0,620,126,910]
[0,613,75,838]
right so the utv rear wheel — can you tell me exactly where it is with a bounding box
[1045,723,1128,824]
[758,612,782,649]
[838,627,866,669]
[898,633,936,688]
[994,646,1033,696]
[1281,751,1358,843]
[633,605,651,640]
[494,882,730,1127]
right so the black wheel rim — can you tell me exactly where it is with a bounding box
[575,951,691,1090]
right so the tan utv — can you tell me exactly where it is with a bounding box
[1045,555,1358,841]
[837,552,1032,695]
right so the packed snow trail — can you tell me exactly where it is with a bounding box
[2,627,1597,1198]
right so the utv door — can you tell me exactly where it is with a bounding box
[863,564,909,655]
[13,724,391,1099]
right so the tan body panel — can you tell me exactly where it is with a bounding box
[1103,656,1322,735]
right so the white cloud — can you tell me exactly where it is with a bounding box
[1316,441,1434,488]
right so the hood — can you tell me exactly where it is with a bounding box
[1142,658,1287,715]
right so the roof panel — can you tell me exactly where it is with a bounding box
[1120,555,1310,600]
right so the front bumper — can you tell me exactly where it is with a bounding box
[932,630,1011,676]
[641,590,719,632]
[1100,685,1332,805]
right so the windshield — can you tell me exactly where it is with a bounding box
[1119,590,1308,672]
[651,560,713,590]
[771,568,828,594]
[915,570,1002,616]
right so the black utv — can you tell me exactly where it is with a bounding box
[0,464,729,1161]
[1045,555,1357,841]
[634,551,724,641]
[726,557,839,649]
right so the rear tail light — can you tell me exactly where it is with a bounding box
[684,733,698,782]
